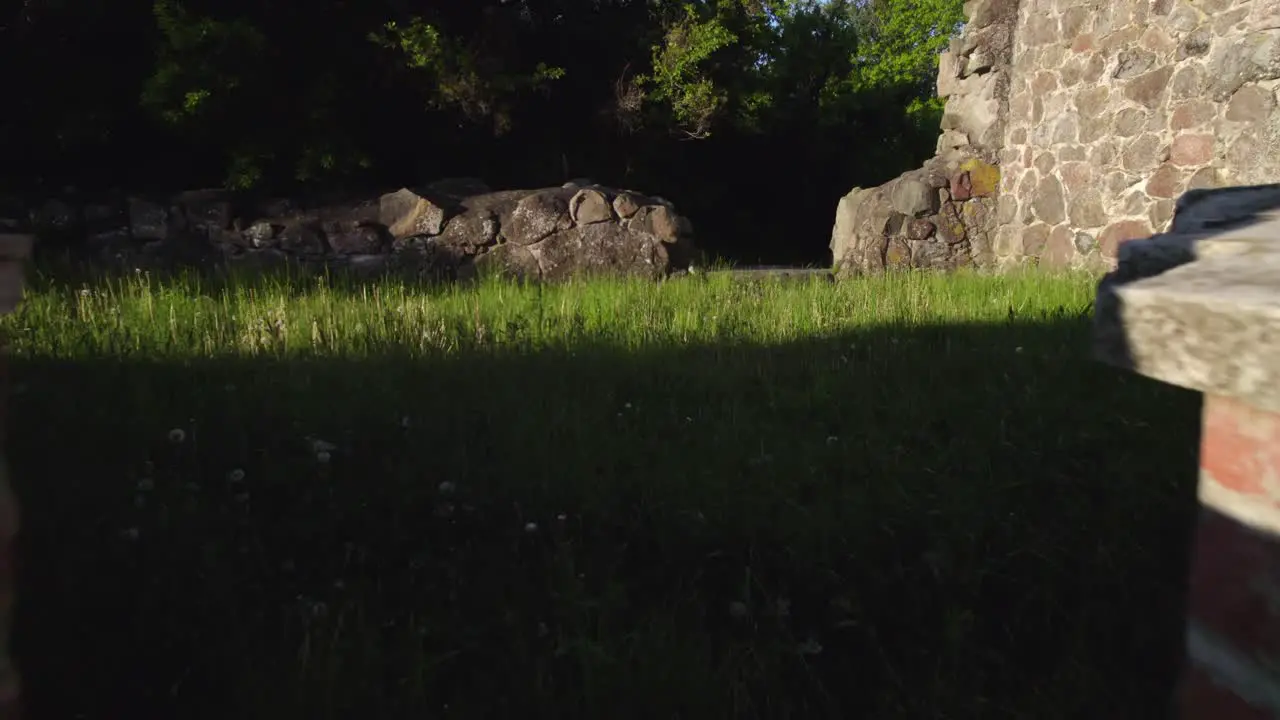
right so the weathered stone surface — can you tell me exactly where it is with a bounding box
[612,192,648,219]
[128,199,172,241]
[1033,176,1066,224]
[438,208,500,249]
[327,225,388,255]
[1124,66,1175,108]
[1171,135,1216,167]
[380,188,451,239]
[1069,191,1108,228]
[569,188,614,225]
[529,223,670,281]
[830,0,1280,275]
[1225,85,1276,122]
[278,223,330,256]
[890,179,938,217]
[1042,226,1077,267]
[630,204,682,243]
[907,219,937,240]
[475,242,541,280]
[1207,30,1280,101]
[1022,223,1050,256]
[508,190,573,245]
[1147,165,1185,199]
[1099,220,1154,259]
[1170,100,1217,131]
[1094,187,1280,414]
[19,180,698,282]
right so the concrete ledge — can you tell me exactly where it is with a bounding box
[1094,185,1280,412]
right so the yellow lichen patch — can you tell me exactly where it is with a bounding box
[960,159,1000,197]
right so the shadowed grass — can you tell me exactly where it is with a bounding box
[7,267,1199,719]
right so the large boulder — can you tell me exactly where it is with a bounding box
[831,158,999,276]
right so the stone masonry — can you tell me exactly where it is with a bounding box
[834,0,1280,274]
[1095,184,1280,719]
[831,0,1017,275]
[4,178,700,283]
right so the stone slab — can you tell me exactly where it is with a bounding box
[1097,249,1280,413]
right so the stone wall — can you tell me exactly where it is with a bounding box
[1094,183,1280,719]
[833,0,1280,274]
[996,0,1280,270]
[831,0,1018,275]
[3,179,699,283]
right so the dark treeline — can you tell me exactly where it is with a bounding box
[1,0,964,264]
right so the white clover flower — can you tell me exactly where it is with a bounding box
[524,521,539,534]
[308,437,337,452]
[623,402,632,410]
[227,468,246,483]
[316,451,331,464]
[167,428,186,444]
[401,416,412,429]
[797,638,823,655]
[556,513,567,522]
[826,436,839,445]
[438,481,456,495]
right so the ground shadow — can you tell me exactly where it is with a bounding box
[9,312,1201,719]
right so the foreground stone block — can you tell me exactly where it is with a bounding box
[1094,185,1280,719]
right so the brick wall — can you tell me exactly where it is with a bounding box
[1178,395,1280,718]
[0,234,30,720]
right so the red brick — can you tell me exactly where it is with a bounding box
[1201,395,1280,504]
[1186,509,1280,656]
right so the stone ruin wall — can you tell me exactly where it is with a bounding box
[996,0,1280,269]
[2,179,700,283]
[834,0,1280,273]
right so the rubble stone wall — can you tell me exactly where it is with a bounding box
[995,0,1280,270]
[833,0,1280,274]
[1,179,700,283]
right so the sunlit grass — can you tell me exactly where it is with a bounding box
[7,266,1198,720]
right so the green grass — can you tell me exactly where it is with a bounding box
[6,266,1200,719]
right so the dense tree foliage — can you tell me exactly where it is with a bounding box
[1,0,964,263]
